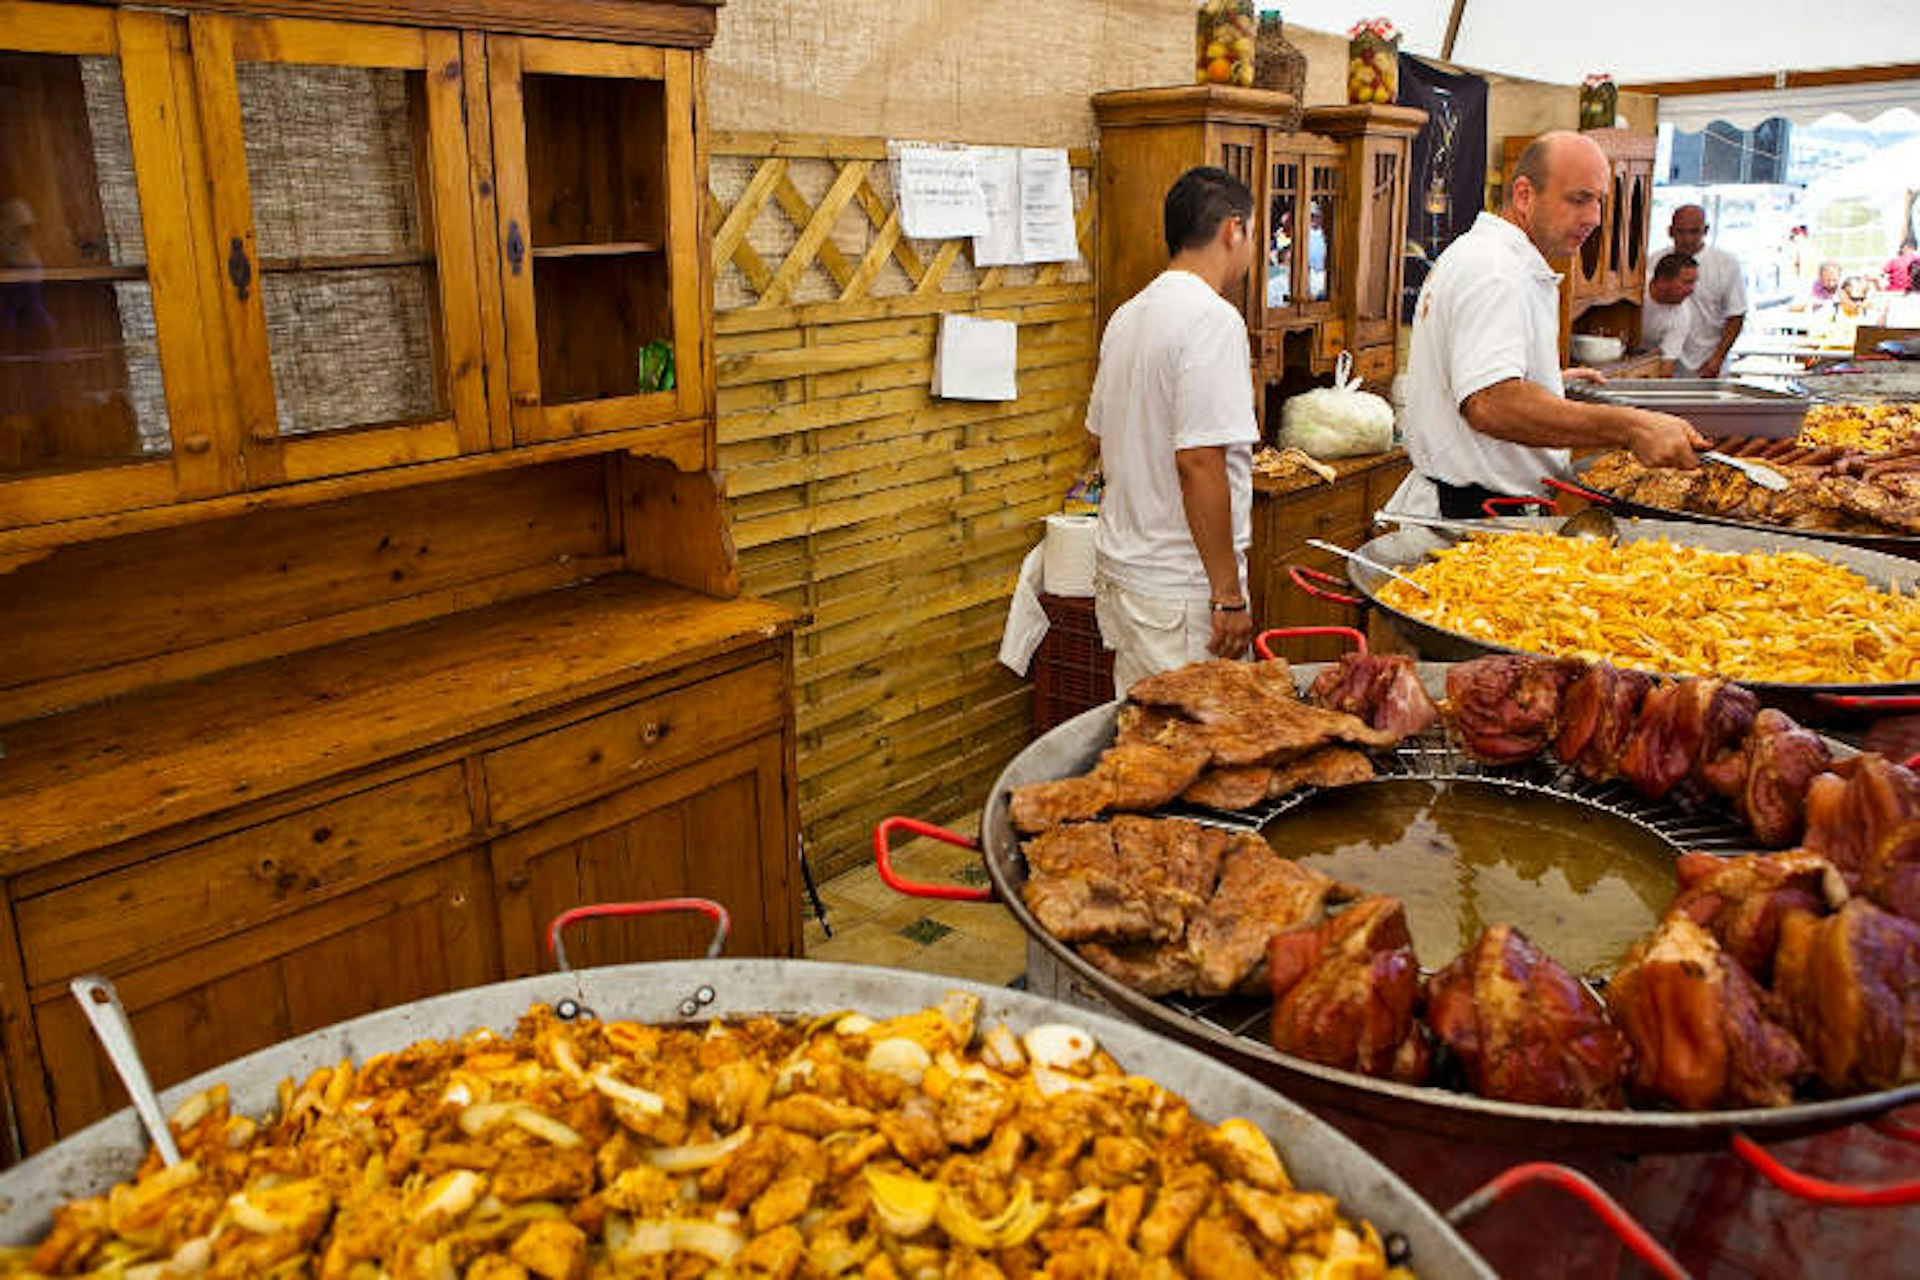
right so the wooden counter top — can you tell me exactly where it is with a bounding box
[1254,447,1408,498]
[0,577,802,874]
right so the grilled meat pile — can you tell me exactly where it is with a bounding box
[1008,655,1434,832]
[1582,441,1920,536]
[1011,652,1920,1112]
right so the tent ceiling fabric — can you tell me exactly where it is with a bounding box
[1282,1,1920,86]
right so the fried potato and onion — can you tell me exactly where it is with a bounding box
[1375,532,1920,686]
[1,995,1411,1279]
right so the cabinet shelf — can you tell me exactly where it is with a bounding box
[531,241,663,259]
[256,252,435,274]
[0,265,148,285]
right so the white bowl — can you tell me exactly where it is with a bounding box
[1570,334,1625,364]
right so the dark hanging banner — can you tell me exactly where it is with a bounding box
[1397,55,1489,319]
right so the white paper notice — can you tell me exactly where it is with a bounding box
[892,142,988,240]
[1018,148,1079,263]
[932,313,1017,402]
[972,147,1022,268]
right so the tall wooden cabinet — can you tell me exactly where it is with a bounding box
[1503,128,1658,367]
[1092,87,1424,410]
[0,0,799,1155]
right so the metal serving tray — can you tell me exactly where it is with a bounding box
[1567,378,1811,437]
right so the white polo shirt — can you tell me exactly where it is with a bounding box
[1088,269,1257,599]
[1648,244,1747,374]
[1640,296,1691,362]
[1397,212,1569,505]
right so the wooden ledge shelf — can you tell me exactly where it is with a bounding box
[0,575,802,876]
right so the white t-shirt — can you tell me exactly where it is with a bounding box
[1648,244,1747,374]
[1639,297,1691,362]
[1397,212,1569,502]
[1088,270,1257,599]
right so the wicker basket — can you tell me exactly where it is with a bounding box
[1254,15,1306,131]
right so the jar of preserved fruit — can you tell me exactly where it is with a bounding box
[1196,0,1257,88]
[1346,18,1400,105]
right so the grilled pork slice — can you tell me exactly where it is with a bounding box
[1267,896,1429,1084]
[1669,850,1847,983]
[1606,914,1808,1110]
[1179,746,1375,811]
[1078,939,1200,997]
[1019,817,1227,945]
[1774,899,1920,1092]
[1306,653,1439,739]
[1183,838,1344,996]
[1007,738,1212,832]
[1129,659,1396,766]
[1424,924,1629,1109]
[1444,655,1583,765]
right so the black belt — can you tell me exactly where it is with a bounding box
[1427,476,1522,520]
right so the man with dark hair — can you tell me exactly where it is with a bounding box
[1089,165,1258,696]
[1640,252,1699,364]
[1650,204,1746,377]
[1392,131,1704,519]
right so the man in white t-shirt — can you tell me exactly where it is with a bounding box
[1088,166,1259,696]
[1393,132,1704,519]
[1649,205,1747,378]
[1638,253,1699,365]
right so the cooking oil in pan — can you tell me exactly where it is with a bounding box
[1264,778,1677,976]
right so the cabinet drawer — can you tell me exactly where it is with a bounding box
[17,765,472,987]
[1350,344,1396,384]
[1267,477,1370,550]
[482,659,784,826]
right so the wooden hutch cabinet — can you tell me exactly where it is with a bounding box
[1503,128,1662,376]
[1092,88,1424,408]
[0,0,799,1154]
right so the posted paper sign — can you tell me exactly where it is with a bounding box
[891,142,989,240]
[933,313,1017,402]
[970,146,1079,266]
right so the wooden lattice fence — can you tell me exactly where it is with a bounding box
[709,133,1099,878]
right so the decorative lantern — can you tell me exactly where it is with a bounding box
[1580,74,1618,130]
[1196,1,1257,88]
[1346,18,1400,105]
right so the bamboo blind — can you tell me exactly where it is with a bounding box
[710,132,1099,879]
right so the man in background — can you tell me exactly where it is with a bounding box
[1639,253,1699,366]
[1394,132,1703,520]
[1650,204,1746,377]
[1088,166,1258,696]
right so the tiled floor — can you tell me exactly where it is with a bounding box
[802,815,1029,988]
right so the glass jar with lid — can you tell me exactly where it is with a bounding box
[1346,18,1400,105]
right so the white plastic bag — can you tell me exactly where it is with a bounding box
[1277,351,1395,460]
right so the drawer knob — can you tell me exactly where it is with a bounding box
[506,869,530,892]
[639,721,667,745]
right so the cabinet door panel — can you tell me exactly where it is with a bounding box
[488,37,706,447]
[0,4,218,526]
[186,13,486,488]
[491,735,795,977]
[26,850,494,1139]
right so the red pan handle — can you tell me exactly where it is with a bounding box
[1815,694,1920,713]
[1871,1107,1920,1143]
[546,898,731,972]
[1447,1163,1687,1280]
[1480,495,1559,517]
[1542,475,1615,506]
[1730,1132,1920,1207]
[1288,563,1361,607]
[1254,626,1369,661]
[873,816,994,902]
[1909,752,1920,772]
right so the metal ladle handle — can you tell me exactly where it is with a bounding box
[71,974,181,1167]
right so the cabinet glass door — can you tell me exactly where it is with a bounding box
[1304,156,1340,312]
[188,13,486,488]
[0,5,209,523]
[1265,155,1299,317]
[488,37,705,447]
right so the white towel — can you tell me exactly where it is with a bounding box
[997,544,1051,676]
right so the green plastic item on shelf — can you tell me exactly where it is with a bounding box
[638,340,676,393]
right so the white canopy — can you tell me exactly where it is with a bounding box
[1281,1,1920,90]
